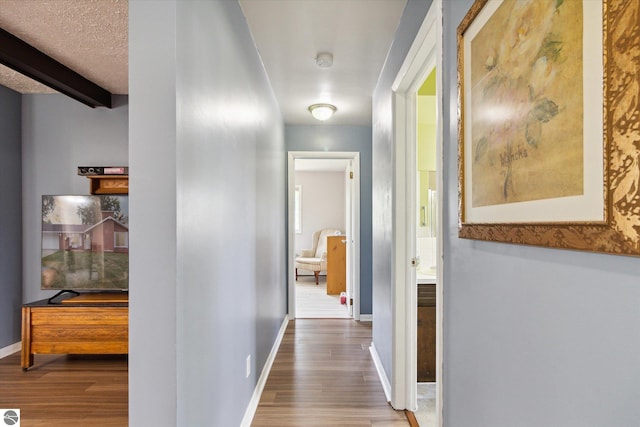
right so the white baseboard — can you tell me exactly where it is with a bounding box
[0,342,21,359]
[240,315,290,427]
[359,314,372,322]
[369,341,392,403]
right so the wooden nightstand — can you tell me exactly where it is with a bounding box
[326,235,346,295]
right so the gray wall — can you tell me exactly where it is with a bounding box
[0,86,22,349]
[371,0,430,378]
[371,1,640,424]
[130,1,286,426]
[128,1,177,426]
[286,125,373,314]
[441,2,640,426]
[22,94,129,304]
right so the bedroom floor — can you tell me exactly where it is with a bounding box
[295,276,350,318]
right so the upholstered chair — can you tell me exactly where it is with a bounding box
[295,228,342,285]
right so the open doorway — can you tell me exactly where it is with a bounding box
[415,67,437,427]
[293,158,350,318]
[390,1,443,426]
[287,151,361,320]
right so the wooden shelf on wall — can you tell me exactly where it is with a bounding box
[87,175,128,195]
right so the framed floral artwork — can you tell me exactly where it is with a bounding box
[457,0,640,255]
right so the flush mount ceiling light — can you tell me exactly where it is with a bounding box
[308,103,337,121]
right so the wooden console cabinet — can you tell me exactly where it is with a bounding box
[21,294,128,370]
[326,235,346,295]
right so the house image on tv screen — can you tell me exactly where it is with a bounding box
[41,195,129,290]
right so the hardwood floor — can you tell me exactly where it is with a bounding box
[252,319,409,426]
[0,352,127,427]
[0,320,405,426]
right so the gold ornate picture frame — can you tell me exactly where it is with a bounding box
[457,0,640,256]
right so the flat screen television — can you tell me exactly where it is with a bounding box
[41,195,129,291]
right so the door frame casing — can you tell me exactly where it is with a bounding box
[345,159,356,316]
[390,1,443,425]
[287,151,361,320]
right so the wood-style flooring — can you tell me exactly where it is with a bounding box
[0,352,127,427]
[251,319,409,426]
[0,320,406,426]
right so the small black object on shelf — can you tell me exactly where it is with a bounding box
[47,289,80,304]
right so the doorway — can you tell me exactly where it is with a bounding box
[293,158,350,318]
[287,151,361,320]
[391,1,443,426]
[415,67,437,426]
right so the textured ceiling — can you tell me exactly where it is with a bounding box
[0,0,128,95]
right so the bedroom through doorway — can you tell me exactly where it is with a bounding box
[288,152,361,320]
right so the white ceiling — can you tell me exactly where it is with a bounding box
[239,0,407,125]
[0,0,406,126]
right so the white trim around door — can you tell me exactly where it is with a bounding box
[287,151,361,321]
[390,1,444,426]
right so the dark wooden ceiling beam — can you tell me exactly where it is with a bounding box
[0,28,112,108]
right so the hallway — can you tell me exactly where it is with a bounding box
[251,319,408,426]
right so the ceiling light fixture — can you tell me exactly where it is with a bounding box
[308,103,337,121]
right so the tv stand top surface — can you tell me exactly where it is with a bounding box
[62,293,128,304]
[25,292,128,307]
